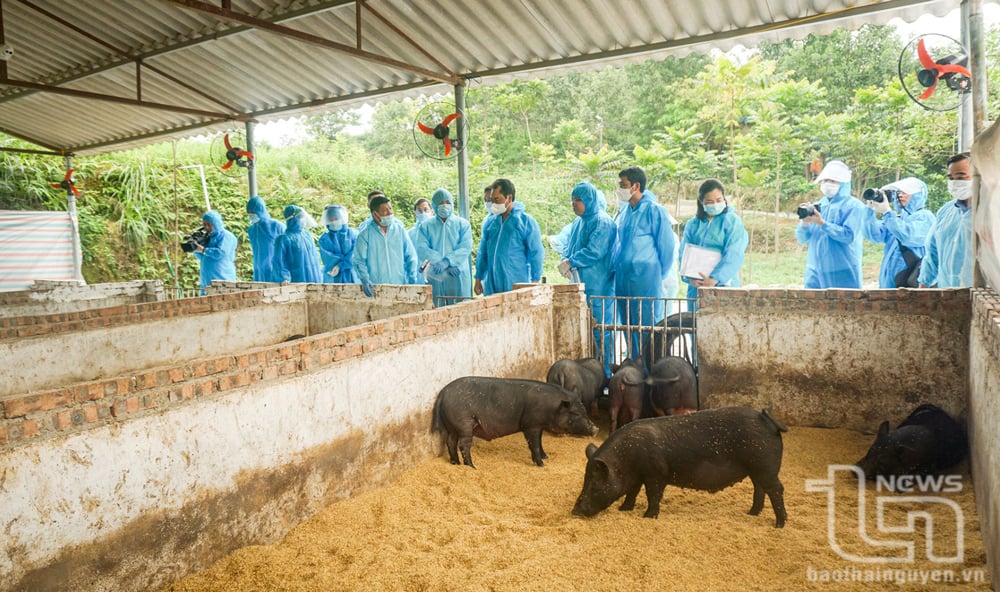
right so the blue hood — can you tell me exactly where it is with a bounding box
[246,196,271,218]
[202,210,225,235]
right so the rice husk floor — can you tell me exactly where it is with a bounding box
[164,424,990,592]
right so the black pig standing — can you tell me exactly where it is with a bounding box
[855,403,968,480]
[572,407,788,527]
[433,377,598,468]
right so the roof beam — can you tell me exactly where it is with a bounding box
[0,77,243,119]
[0,125,69,153]
[161,0,462,86]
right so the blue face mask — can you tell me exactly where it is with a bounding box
[437,203,453,219]
[378,214,395,227]
[704,203,726,217]
[327,221,343,232]
[417,212,434,223]
[248,213,259,224]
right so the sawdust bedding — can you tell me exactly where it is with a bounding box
[165,423,989,592]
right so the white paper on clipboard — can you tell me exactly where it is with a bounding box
[680,244,722,280]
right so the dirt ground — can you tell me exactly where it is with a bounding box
[164,422,990,592]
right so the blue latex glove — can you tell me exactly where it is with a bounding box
[447,266,460,277]
[361,279,373,298]
[430,260,449,275]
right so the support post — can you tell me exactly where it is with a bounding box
[968,0,988,287]
[64,155,84,283]
[454,83,469,221]
[245,120,257,198]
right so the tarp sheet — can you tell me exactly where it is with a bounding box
[0,210,77,292]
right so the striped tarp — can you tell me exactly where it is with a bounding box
[0,210,77,292]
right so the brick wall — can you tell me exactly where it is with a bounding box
[0,287,539,452]
[969,289,1000,587]
[0,280,164,318]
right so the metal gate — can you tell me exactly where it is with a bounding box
[587,296,698,373]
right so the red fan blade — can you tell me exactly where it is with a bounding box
[223,133,233,150]
[49,182,61,189]
[444,137,452,156]
[918,79,938,100]
[236,150,254,160]
[221,160,234,170]
[441,113,461,126]
[64,168,74,182]
[916,39,937,70]
[936,63,972,78]
[417,121,435,135]
[70,185,80,198]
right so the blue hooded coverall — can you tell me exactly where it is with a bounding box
[415,188,473,305]
[795,182,866,289]
[565,181,618,376]
[194,210,237,292]
[245,196,285,283]
[272,205,323,283]
[475,201,545,295]
[679,206,748,300]
[613,189,675,361]
[354,214,420,285]
[318,205,359,284]
[862,179,935,288]
[918,199,973,288]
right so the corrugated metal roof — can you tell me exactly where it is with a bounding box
[0,0,963,155]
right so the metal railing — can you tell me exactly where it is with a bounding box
[588,296,698,372]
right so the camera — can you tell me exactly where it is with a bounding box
[797,202,820,219]
[180,228,210,253]
[862,188,899,204]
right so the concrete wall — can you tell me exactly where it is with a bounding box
[0,284,568,592]
[0,280,164,318]
[696,288,971,432]
[968,289,1000,586]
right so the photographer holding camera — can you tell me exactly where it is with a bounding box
[795,160,866,289]
[862,177,934,288]
[192,210,237,294]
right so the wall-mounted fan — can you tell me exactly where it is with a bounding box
[898,34,972,112]
[412,102,465,160]
[49,168,79,197]
[210,131,254,175]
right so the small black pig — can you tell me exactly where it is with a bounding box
[608,358,647,432]
[546,358,605,416]
[433,377,598,468]
[856,403,967,480]
[645,355,698,416]
[572,407,788,527]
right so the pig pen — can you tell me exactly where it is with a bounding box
[2,284,998,591]
[0,282,590,592]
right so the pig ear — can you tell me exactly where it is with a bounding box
[585,443,598,460]
[877,421,890,439]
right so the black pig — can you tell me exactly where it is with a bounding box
[856,403,967,480]
[546,358,605,416]
[572,407,788,527]
[645,355,698,415]
[433,377,598,468]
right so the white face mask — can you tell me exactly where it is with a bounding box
[248,213,259,224]
[819,181,840,197]
[490,201,508,216]
[948,179,973,201]
[614,187,632,205]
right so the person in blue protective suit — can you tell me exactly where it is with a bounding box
[415,188,473,306]
[612,166,675,364]
[357,190,386,235]
[795,160,866,289]
[862,177,935,288]
[474,178,545,296]
[192,210,237,293]
[272,204,323,284]
[679,179,748,304]
[245,196,285,283]
[561,181,618,377]
[318,204,359,284]
[408,198,434,285]
[354,195,420,297]
[919,152,974,288]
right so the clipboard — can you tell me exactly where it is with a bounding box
[680,244,722,280]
